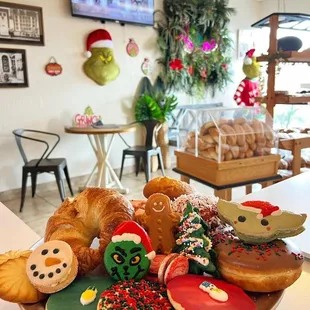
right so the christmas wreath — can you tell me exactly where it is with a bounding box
[155,0,236,98]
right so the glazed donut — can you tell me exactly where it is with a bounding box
[214,234,304,292]
[45,188,134,275]
[251,119,265,141]
[209,128,227,144]
[143,176,196,200]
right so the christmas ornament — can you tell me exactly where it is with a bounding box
[126,38,139,57]
[174,202,220,278]
[83,29,120,86]
[45,57,62,76]
[141,58,151,75]
[233,49,261,107]
[73,106,102,128]
[202,39,217,54]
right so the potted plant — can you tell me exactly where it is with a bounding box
[134,85,178,169]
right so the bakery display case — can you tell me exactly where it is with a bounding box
[175,106,281,186]
[177,106,278,161]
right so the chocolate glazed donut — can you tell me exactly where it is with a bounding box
[214,233,304,293]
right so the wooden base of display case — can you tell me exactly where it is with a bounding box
[175,151,281,186]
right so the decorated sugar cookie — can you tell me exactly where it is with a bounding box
[80,286,97,305]
[103,221,155,281]
[167,274,256,310]
[199,281,228,302]
[97,279,172,310]
[26,240,78,294]
[217,200,307,244]
[135,193,180,254]
[174,202,219,278]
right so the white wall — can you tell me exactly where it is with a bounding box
[0,0,261,191]
[260,0,310,16]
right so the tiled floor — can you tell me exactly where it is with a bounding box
[2,168,261,237]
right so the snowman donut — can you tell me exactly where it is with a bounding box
[26,240,78,294]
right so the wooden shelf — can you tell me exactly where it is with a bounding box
[257,51,310,63]
[257,95,310,104]
[279,136,310,151]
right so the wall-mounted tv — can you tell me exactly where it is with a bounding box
[71,0,154,26]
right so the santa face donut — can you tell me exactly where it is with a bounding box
[26,240,78,294]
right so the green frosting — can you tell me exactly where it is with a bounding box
[217,199,307,244]
[46,276,115,310]
[104,240,150,281]
[84,47,120,85]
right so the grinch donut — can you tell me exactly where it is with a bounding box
[213,232,304,292]
[103,221,155,281]
[97,279,172,309]
[26,240,78,294]
[167,274,256,309]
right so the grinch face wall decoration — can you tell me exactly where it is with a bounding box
[83,29,120,86]
[104,221,155,281]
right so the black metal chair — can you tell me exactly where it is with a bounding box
[119,120,165,182]
[12,129,74,212]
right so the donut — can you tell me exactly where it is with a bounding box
[0,250,46,304]
[214,233,304,292]
[167,274,256,309]
[143,176,196,200]
[26,240,78,294]
[97,279,172,309]
[45,188,134,275]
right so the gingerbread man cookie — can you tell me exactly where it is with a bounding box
[135,193,180,255]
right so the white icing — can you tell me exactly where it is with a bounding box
[26,240,73,288]
[112,233,141,244]
[238,204,261,213]
[209,288,228,302]
[152,206,165,213]
[271,209,282,216]
[159,202,163,206]
[80,287,97,306]
[154,202,158,206]
[199,281,228,302]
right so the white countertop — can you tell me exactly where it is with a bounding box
[1,172,310,309]
[0,202,40,310]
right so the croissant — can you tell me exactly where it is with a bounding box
[45,187,134,275]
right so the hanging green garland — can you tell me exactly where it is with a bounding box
[155,0,236,97]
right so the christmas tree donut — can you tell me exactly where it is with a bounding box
[174,202,219,277]
[103,221,155,281]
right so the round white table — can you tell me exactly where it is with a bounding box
[65,125,136,194]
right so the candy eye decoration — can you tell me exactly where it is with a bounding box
[80,286,98,306]
[130,254,141,266]
[261,219,269,226]
[238,216,246,223]
[112,253,125,264]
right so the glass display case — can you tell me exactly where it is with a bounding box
[177,106,278,163]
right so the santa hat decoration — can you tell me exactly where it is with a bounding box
[243,48,256,65]
[240,201,282,219]
[85,29,114,58]
[111,221,156,260]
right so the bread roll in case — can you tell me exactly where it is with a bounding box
[184,117,275,161]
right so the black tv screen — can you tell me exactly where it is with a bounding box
[71,0,154,26]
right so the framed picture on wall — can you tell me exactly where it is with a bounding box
[0,1,44,46]
[0,48,28,88]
